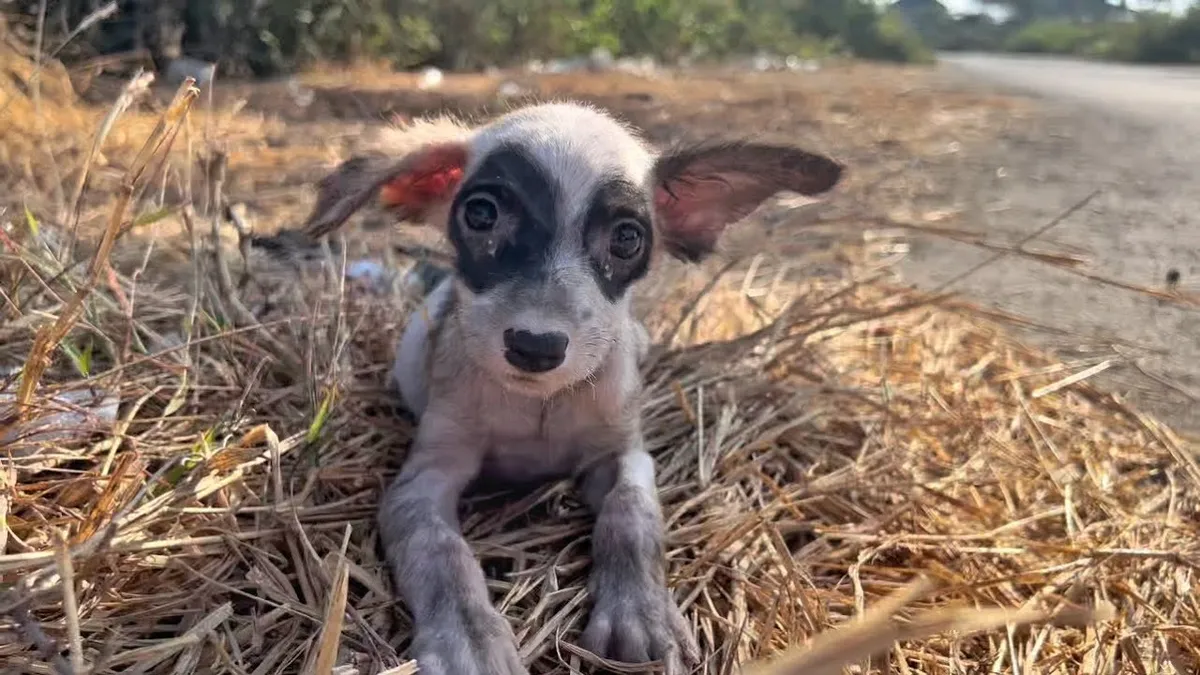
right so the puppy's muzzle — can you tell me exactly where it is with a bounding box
[503,329,569,373]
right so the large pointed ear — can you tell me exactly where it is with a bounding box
[301,141,469,240]
[651,141,844,262]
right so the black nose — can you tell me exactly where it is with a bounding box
[503,329,569,373]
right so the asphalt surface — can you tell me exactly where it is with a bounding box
[939,52,1200,126]
[896,53,1200,434]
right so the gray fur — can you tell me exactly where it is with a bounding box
[297,101,843,675]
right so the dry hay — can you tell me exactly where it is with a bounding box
[1,69,1198,675]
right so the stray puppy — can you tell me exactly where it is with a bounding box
[296,102,843,675]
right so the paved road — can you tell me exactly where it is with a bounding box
[896,53,1200,434]
[938,52,1200,126]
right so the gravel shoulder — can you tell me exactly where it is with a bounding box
[897,54,1200,434]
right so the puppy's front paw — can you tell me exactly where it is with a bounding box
[581,582,699,675]
[411,606,528,675]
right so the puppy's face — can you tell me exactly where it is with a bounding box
[443,106,660,396]
[302,103,844,398]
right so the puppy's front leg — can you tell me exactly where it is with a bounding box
[378,411,527,675]
[579,444,700,674]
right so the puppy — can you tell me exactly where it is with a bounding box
[294,102,844,675]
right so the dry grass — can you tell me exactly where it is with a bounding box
[1,50,1197,675]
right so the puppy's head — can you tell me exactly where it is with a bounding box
[305,102,843,398]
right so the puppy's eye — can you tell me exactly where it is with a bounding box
[460,193,499,232]
[609,220,645,260]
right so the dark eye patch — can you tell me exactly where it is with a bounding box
[448,145,560,293]
[583,176,654,301]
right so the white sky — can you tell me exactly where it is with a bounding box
[937,0,1194,15]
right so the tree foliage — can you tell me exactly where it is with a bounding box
[895,0,1200,65]
[977,0,1129,24]
[999,10,1200,63]
[4,0,933,76]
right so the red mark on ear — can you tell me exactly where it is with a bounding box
[379,145,468,212]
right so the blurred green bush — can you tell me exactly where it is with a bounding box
[1001,10,1200,64]
[5,0,934,77]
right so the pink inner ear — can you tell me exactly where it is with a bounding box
[380,144,468,212]
[653,179,735,253]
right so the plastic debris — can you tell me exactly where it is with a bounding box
[346,259,390,285]
[748,53,820,73]
[418,67,444,90]
[0,378,119,456]
[497,81,526,98]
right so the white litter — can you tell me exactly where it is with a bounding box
[0,374,119,456]
[497,81,526,98]
[286,77,315,107]
[346,259,391,286]
[418,67,444,90]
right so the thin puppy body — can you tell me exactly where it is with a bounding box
[295,102,844,675]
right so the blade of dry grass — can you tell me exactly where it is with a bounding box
[1030,359,1114,399]
[52,529,84,674]
[0,463,12,554]
[308,526,354,675]
[740,577,1115,675]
